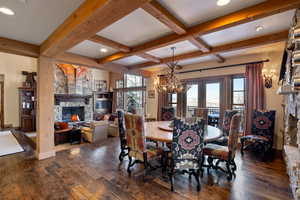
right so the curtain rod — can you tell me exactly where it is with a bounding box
[174,59,270,75]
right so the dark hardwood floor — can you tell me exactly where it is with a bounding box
[0,133,293,200]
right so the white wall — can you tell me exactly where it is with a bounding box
[0,52,110,127]
[147,43,285,149]
[90,68,110,87]
[0,52,37,127]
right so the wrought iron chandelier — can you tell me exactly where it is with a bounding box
[155,47,190,93]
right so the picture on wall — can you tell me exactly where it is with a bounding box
[95,80,107,92]
[148,90,155,98]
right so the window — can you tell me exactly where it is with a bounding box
[115,74,146,114]
[186,84,198,117]
[168,93,177,112]
[124,74,143,88]
[116,80,124,89]
[232,77,245,110]
[232,77,246,131]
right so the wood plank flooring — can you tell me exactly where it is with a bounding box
[0,133,293,200]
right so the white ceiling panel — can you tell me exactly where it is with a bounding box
[0,0,84,45]
[147,40,199,58]
[202,10,294,47]
[113,56,148,66]
[97,8,172,47]
[67,40,117,59]
[157,0,265,27]
[219,41,285,58]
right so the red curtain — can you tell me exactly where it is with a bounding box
[157,76,169,120]
[245,63,265,135]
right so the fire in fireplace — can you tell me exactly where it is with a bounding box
[62,106,85,122]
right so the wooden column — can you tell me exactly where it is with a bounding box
[36,56,55,160]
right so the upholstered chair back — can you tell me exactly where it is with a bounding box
[251,110,276,141]
[222,110,239,136]
[172,118,205,170]
[161,107,175,121]
[228,114,241,159]
[117,110,126,141]
[124,113,146,161]
[194,108,208,124]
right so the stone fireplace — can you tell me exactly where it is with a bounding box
[280,9,300,200]
[62,106,85,122]
[54,64,94,122]
[54,102,92,122]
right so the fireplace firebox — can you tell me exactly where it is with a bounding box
[62,107,84,122]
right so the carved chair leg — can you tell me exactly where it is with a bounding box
[200,154,205,177]
[119,152,123,162]
[127,156,133,174]
[240,138,245,156]
[207,156,214,173]
[169,171,174,192]
[143,152,148,176]
[231,160,237,172]
[193,170,201,191]
[226,161,232,181]
[119,149,126,162]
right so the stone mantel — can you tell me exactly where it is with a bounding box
[54,94,92,105]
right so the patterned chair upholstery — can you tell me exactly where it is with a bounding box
[117,110,128,162]
[161,107,175,121]
[124,113,163,174]
[240,110,276,156]
[167,118,205,192]
[193,108,208,125]
[210,110,238,146]
[203,114,241,181]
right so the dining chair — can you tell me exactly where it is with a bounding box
[202,114,241,181]
[166,118,205,192]
[124,113,163,175]
[240,110,276,157]
[117,109,129,162]
[210,110,239,146]
[161,107,175,121]
[193,108,208,124]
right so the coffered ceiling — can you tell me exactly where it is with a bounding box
[0,0,297,72]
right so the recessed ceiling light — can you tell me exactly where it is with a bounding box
[217,0,231,6]
[100,48,107,53]
[256,25,263,32]
[0,7,15,15]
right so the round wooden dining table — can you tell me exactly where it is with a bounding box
[145,121,223,143]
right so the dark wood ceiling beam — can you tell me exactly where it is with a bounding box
[137,53,161,63]
[89,35,131,52]
[128,30,288,69]
[142,0,226,63]
[0,37,39,58]
[188,36,225,62]
[89,35,161,63]
[40,0,151,57]
[99,0,300,64]
[213,54,226,63]
[0,37,153,76]
[141,0,187,35]
[188,36,211,52]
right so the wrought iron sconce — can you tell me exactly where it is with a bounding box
[262,69,276,89]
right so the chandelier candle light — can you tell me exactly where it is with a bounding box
[155,47,190,93]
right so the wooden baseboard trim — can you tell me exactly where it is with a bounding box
[35,150,56,160]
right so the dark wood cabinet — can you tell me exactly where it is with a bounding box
[19,87,36,132]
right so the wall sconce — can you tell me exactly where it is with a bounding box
[262,69,276,89]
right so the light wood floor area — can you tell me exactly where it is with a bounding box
[0,133,293,200]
